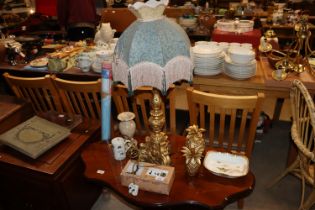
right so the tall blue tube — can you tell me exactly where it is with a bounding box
[101,62,112,141]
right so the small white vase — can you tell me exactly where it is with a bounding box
[118,112,136,138]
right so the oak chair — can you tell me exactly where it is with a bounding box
[112,84,176,135]
[186,87,264,209]
[52,76,102,120]
[269,80,315,210]
[3,72,63,114]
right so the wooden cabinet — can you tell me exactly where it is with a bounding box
[0,97,102,210]
[0,156,100,210]
[101,7,194,33]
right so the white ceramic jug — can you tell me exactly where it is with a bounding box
[94,23,116,44]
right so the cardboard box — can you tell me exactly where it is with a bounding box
[120,160,175,195]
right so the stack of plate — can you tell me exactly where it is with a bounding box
[192,45,224,76]
[179,17,197,30]
[224,56,256,80]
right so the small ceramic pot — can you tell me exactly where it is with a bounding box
[111,137,126,161]
[118,112,136,139]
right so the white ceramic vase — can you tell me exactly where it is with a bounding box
[117,112,136,138]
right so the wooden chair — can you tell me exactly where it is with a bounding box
[112,84,176,135]
[3,72,63,114]
[186,87,264,209]
[52,76,102,120]
[269,80,315,210]
[186,87,264,158]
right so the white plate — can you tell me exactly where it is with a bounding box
[192,45,222,56]
[195,69,222,74]
[203,151,249,178]
[224,70,256,80]
[30,57,48,68]
[225,56,256,66]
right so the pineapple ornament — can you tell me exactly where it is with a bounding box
[185,125,206,151]
[181,125,206,176]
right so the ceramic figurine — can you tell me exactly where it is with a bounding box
[94,23,116,45]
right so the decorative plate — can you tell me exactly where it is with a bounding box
[30,57,48,68]
[203,151,249,178]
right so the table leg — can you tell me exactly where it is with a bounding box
[272,98,285,121]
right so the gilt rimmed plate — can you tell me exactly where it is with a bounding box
[203,151,249,178]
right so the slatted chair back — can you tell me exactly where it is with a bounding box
[3,72,63,113]
[186,87,264,158]
[52,77,102,120]
[112,84,176,135]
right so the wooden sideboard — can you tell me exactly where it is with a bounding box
[0,96,102,210]
[101,7,194,33]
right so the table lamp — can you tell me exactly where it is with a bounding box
[112,0,193,165]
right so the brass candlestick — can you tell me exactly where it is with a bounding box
[138,89,171,165]
[276,15,315,74]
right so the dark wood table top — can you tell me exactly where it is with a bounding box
[81,135,255,209]
[0,61,100,81]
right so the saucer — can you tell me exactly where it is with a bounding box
[272,70,288,81]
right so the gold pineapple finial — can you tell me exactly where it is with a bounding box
[181,145,204,176]
[185,124,206,151]
[182,125,206,176]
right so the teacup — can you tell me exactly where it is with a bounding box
[273,68,286,80]
[76,53,92,72]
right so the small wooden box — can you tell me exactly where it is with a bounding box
[120,160,175,195]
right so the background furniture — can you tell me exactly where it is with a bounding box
[100,7,194,34]
[3,72,63,114]
[269,80,315,210]
[0,97,101,210]
[81,135,255,210]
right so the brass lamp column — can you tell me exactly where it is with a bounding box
[138,90,171,165]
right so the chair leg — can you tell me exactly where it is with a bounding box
[267,159,299,188]
[301,189,315,210]
[299,176,306,210]
[237,199,244,209]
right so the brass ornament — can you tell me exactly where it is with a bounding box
[138,89,171,165]
[181,125,206,176]
[181,145,204,176]
[275,15,315,76]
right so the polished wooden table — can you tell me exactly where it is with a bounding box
[0,98,102,210]
[81,135,255,210]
